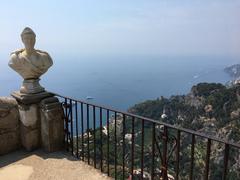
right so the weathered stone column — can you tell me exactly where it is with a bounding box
[40,97,64,152]
[11,91,54,151]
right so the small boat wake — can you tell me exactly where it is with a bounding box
[86,96,94,100]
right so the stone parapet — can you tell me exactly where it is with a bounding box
[0,97,20,155]
[40,97,64,152]
[10,91,65,152]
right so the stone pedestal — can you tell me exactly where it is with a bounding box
[11,91,64,152]
[12,91,54,104]
[20,78,45,94]
[40,97,64,152]
[18,103,40,151]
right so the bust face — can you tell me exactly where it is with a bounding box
[21,34,36,52]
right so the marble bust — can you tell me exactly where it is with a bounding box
[9,27,53,94]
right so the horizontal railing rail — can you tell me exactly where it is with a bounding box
[54,93,240,180]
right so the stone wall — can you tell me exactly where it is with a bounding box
[0,94,64,155]
[0,97,20,155]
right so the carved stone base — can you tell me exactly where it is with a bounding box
[10,91,64,152]
[11,91,54,151]
[20,78,45,94]
[40,97,64,152]
[20,123,40,151]
[18,103,40,151]
[11,91,54,105]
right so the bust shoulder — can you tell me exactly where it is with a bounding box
[36,49,50,57]
[10,49,24,60]
[36,49,53,66]
[10,53,18,62]
[9,49,25,68]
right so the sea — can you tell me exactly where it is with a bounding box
[0,55,239,111]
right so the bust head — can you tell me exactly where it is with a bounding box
[21,27,36,53]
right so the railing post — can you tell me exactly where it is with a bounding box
[69,99,74,155]
[114,112,117,179]
[75,102,79,158]
[190,134,195,180]
[122,114,126,179]
[175,130,180,180]
[162,126,168,180]
[100,107,103,172]
[87,104,90,164]
[204,139,211,180]
[64,98,69,151]
[222,144,229,180]
[107,110,110,176]
[80,103,84,160]
[93,106,96,168]
[141,119,145,179]
[131,117,135,179]
[151,123,156,179]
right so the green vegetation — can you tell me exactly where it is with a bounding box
[128,83,240,179]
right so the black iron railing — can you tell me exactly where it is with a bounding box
[55,93,240,180]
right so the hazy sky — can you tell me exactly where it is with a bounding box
[1,0,240,57]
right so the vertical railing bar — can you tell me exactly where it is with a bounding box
[100,107,103,172]
[175,130,181,180]
[131,116,135,179]
[162,126,168,180]
[75,102,79,158]
[107,110,110,176]
[114,112,117,179]
[204,139,211,180]
[190,134,195,180]
[151,122,156,180]
[70,99,74,155]
[141,119,145,179]
[222,144,229,180]
[93,106,96,168]
[64,98,69,151]
[81,102,84,161]
[87,104,90,164]
[122,114,126,180]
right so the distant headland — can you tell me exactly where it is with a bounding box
[224,64,240,85]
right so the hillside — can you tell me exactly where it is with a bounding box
[74,83,240,179]
[129,83,240,142]
[127,83,240,179]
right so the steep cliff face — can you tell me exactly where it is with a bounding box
[225,64,240,86]
[225,64,240,79]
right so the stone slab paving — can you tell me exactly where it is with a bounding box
[0,150,112,180]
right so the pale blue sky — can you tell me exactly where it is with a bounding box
[1,0,240,57]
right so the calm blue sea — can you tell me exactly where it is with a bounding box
[0,55,239,111]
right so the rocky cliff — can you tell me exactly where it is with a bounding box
[129,83,240,143]
[225,64,240,85]
[128,83,240,179]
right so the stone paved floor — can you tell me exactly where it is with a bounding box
[0,149,112,180]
